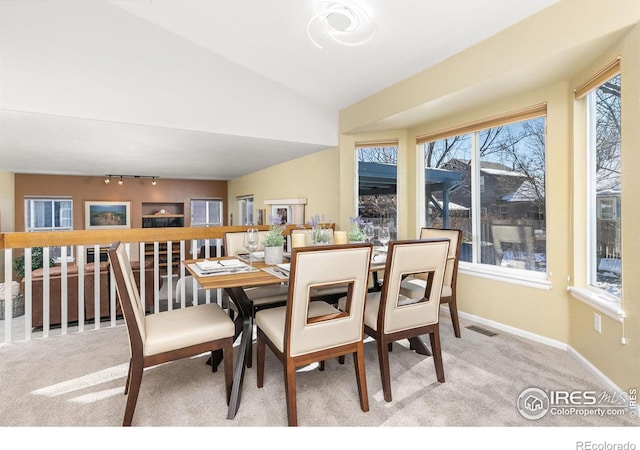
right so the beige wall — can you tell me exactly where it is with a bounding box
[235,0,639,390]
[0,170,15,282]
[228,148,341,228]
[567,24,640,391]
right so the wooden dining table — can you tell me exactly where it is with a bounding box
[183,256,287,419]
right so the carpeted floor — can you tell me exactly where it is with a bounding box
[1,309,636,429]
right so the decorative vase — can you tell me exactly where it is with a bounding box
[264,245,284,265]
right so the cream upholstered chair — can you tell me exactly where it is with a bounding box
[365,238,449,402]
[224,231,290,367]
[399,228,463,337]
[290,228,346,303]
[255,243,373,426]
[175,275,207,306]
[223,231,290,313]
[108,241,234,426]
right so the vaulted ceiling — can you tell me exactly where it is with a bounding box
[0,0,564,180]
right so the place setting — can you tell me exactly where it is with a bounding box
[188,258,258,277]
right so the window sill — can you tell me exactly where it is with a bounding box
[459,262,552,290]
[568,286,625,322]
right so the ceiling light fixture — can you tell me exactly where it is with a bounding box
[307,1,375,49]
[104,175,159,186]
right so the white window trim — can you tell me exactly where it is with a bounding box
[459,261,551,290]
[568,287,624,322]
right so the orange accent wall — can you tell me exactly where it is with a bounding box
[14,174,227,231]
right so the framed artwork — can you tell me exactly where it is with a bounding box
[85,201,131,230]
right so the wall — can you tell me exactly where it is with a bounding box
[228,148,341,228]
[0,170,15,282]
[332,0,639,391]
[13,174,227,231]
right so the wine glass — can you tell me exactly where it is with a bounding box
[244,228,259,269]
[378,226,390,252]
[364,223,375,243]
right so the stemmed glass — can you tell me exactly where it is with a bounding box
[378,226,390,252]
[364,223,375,244]
[244,228,259,269]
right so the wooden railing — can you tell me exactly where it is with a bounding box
[1,225,309,343]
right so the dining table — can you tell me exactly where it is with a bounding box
[182,244,431,419]
[183,255,288,419]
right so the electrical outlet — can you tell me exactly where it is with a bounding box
[594,313,601,333]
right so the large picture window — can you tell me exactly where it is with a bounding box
[418,105,547,275]
[587,73,622,298]
[356,141,398,242]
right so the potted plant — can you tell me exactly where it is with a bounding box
[12,247,55,279]
[347,216,366,243]
[264,215,286,265]
[308,213,333,244]
[5,247,54,320]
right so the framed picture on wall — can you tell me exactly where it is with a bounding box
[85,201,131,230]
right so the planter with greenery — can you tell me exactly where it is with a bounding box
[12,247,55,279]
[264,215,286,265]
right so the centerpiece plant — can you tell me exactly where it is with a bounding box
[347,216,366,242]
[307,213,333,244]
[264,215,286,265]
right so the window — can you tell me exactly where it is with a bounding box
[418,104,547,276]
[587,73,622,298]
[25,197,73,262]
[191,199,223,227]
[237,196,254,226]
[356,141,398,241]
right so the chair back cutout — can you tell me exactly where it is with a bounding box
[286,244,372,357]
[380,239,449,334]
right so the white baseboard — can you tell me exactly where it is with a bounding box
[457,310,623,393]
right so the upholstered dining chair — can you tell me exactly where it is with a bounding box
[365,238,449,402]
[399,228,463,337]
[108,241,235,426]
[223,231,290,315]
[255,243,373,426]
[224,230,290,367]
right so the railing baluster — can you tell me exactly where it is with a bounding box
[42,246,50,338]
[60,245,68,335]
[3,248,12,343]
[77,245,85,333]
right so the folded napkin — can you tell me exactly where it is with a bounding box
[196,259,243,271]
[218,259,242,267]
[276,263,291,273]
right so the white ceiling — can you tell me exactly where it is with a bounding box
[0,0,563,180]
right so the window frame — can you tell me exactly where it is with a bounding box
[416,104,550,290]
[569,58,624,321]
[24,196,74,263]
[190,198,223,227]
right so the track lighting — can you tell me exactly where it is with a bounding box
[104,175,159,186]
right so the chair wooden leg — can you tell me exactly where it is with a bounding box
[256,334,265,388]
[284,362,298,426]
[388,342,393,352]
[338,355,345,364]
[123,360,143,426]
[448,297,462,338]
[223,339,234,405]
[124,359,133,395]
[353,342,369,412]
[319,360,325,371]
[246,335,253,369]
[429,327,445,383]
[377,337,393,402]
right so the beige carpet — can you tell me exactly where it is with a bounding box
[1,310,636,431]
